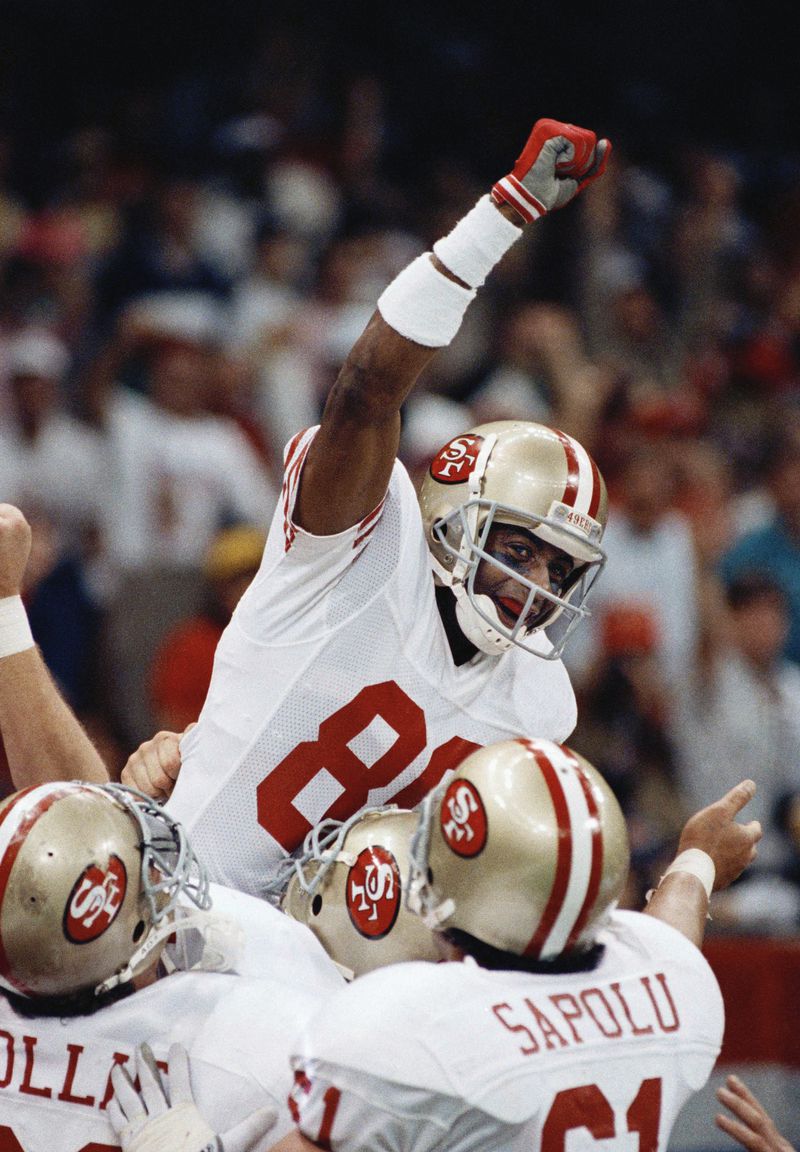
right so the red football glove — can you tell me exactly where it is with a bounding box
[492,118,612,223]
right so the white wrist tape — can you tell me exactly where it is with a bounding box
[433,194,523,288]
[377,254,476,347]
[660,849,715,900]
[0,596,34,658]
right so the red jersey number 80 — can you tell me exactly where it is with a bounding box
[257,680,479,851]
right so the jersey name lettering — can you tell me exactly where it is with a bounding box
[492,971,680,1055]
[0,1030,166,1116]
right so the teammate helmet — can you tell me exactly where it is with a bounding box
[0,782,210,1001]
[418,421,608,658]
[408,739,629,960]
[278,807,440,979]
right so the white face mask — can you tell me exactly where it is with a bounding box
[160,907,245,976]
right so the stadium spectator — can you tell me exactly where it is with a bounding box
[149,523,266,733]
[0,327,105,549]
[671,570,800,931]
[565,441,701,691]
[719,412,800,665]
[570,602,682,903]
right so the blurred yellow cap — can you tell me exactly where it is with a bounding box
[204,525,266,582]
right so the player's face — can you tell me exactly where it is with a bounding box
[474,523,576,630]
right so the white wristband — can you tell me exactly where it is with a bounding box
[377,254,476,347]
[660,849,715,900]
[0,596,34,658]
[433,194,523,288]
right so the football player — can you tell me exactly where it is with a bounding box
[278,740,762,1152]
[109,738,762,1152]
[0,779,342,1151]
[120,118,613,896]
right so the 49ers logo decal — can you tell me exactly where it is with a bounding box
[429,435,484,484]
[347,845,401,939]
[441,780,487,857]
[64,855,127,943]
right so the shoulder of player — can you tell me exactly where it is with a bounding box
[209,883,343,973]
[309,959,481,1034]
[602,909,719,980]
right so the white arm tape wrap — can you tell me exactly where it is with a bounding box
[377,254,476,347]
[660,848,715,900]
[0,596,34,658]
[433,194,523,288]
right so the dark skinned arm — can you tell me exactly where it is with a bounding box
[294,210,522,536]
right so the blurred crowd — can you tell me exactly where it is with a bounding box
[2,11,800,935]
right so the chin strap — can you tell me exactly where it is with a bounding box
[95,916,182,997]
[160,908,245,976]
[453,586,514,654]
[95,908,245,997]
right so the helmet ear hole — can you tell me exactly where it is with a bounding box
[311,894,323,916]
[132,919,146,943]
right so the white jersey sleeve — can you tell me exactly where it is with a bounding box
[235,425,395,644]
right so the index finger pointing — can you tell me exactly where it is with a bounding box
[721,779,756,815]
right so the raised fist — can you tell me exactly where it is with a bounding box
[492,118,611,223]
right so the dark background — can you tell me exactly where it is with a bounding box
[1,0,797,203]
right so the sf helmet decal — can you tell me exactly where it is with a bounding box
[430,434,484,485]
[441,779,487,857]
[346,845,402,939]
[64,855,128,943]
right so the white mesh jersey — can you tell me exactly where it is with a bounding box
[290,911,724,1152]
[168,427,577,894]
[0,885,342,1152]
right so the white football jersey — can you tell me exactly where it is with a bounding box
[168,427,577,894]
[0,886,343,1152]
[291,912,724,1152]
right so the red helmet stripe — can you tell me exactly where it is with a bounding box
[0,785,82,995]
[587,453,602,519]
[523,743,573,957]
[552,428,581,508]
[563,750,604,949]
[551,427,601,520]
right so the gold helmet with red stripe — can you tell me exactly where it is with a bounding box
[277,807,440,979]
[408,739,628,959]
[418,420,608,658]
[0,782,209,1002]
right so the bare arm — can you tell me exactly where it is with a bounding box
[0,647,109,786]
[0,505,109,786]
[294,310,440,534]
[294,197,531,536]
[643,779,761,947]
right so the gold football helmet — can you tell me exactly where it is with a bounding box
[418,420,608,657]
[278,807,440,979]
[408,738,628,960]
[0,782,209,1001]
